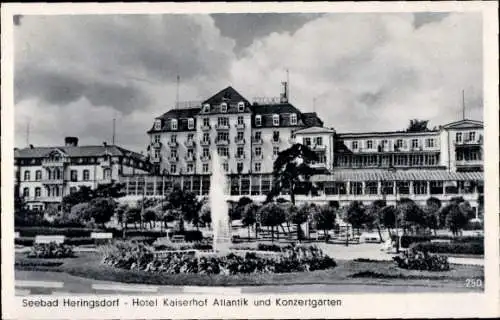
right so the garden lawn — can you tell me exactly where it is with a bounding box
[14,252,483,289]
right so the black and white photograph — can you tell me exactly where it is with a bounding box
[2,2,499,319]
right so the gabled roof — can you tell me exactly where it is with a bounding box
[251,103,300,115]
[15,145,147,162]
[441,119,483,129]
[311,169,483,182]
[294,126,335,134]
[156,107,200,121]
[301,112,324,127]
[202,86,250,106]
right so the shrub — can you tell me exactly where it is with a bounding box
[393,250,449,271]
[410,242,483,255]
[64,237,96,246]
[124,230,168,238]
[394,235,483,248]
[101,242,336,274]
[171,230,203,242]
[27,242,75,259]
[257,243,283,252]
[15,227,96,238]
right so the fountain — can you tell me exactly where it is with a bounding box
[210,150,232,254]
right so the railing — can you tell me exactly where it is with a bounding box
[455,139,482,146]
[100,159,111,167]
[312,144,326,150]
[253,153,263,160]
[201,124,211,131]
[252,138,263,144]
[151,156,161,163]
[41,158,70,167]
[185,154,196,161]
[234,153,246,160]
[151,141,162,149]
[184,140,195,148]
[200,155,211,161]
[215,124,230,130]
[168,141,178,148]
[215,139,230,146]
[235,123,246,130]
[271,138,281,144]
[41,179,65,184]
[167,155,179,162]
[234,138,246,145]
[200,139,211,146]
[456,159,483,166]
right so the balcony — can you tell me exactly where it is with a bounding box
[215,124,230,131]
[234,137,246,145]
[253,153,263,160]
[310,162,327,169]
[252,137,263,145]
[456,159,483,166]
[184,139,196,148]
[38,196,63,203]
[200,155,211,162]
[167,141,178,148]
[312,144,326,150]
[234,153,246,160]
[235,123,246,130]
[151,141,162,149]
[151,156,162,163]
[42,178,65,185]
[185,154,196,162]
[201,124,211,131]
[455,139,482,146]
[215,139,230,146]
[100,159,111,167]
[42,158,70,167]
[200,139,211,146]
[167,155,179,162]
[271,138,281,145]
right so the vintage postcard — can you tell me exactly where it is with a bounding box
[1,2,499,319]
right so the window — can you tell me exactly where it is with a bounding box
[411,139,419,149]
[237,131,244,141]
[83,170,90,181]
[217,132,229,142]
[426,138,435,148]
[366,140,373,149]
[203,133,210,142]
[203,104,210,113]
[273,147,279,156]
[223,163,229,172]
[23,187,29,198]
[237,162,244,173]
[154,149,160,159]
[154,119,162,130]
[254,131,261,140]
[202,163,209,173]
[352,141,358,149]
[255,162,261,172]
[468,131,476,142]
[35,187,41,198]
[237,147,244,156]
[217,147,229,157]
[238,102,245,112]
[24,170,30,181]
[170,149,177,158]
[217,117,229,127]
[456,132,462,143]
[203,118,210,127]
[153,134,160,143]
[188,118,194,130]
[237,116,244,125]
[315,137,323,146]
[396,139,403,148]
[170,134,177,143]
[187,163,194,173]
[35,170,42,181]
[219,102,227,113]
[255,147,262,155]
[103,168,111,179]
[303,137,311,146]
[70,170,78,181]
[171,119,178,130]
[170,164,177,174]
[255,115,262,126]
[290,113,297,125]
[381,140,388,150]
[273,131,280,142]
[317,152,326,163]
[203,148,209,158]
[272,114,280,126]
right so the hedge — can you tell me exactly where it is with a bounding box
[392,235,483,248]
[171,230,203,242]
[15,227,99,238]
[15,237,35,246]
[410,242,484,255]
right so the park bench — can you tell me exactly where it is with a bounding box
[171,235,185,243]
[35,235,65,244]
[91,232,113,244]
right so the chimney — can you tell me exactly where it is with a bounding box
[280,81,288,103]
[103,141,107,147]
[65,137,78,147]
[29,144,34,149]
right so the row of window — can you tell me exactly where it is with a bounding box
[22,169,111,181]
[456,131,480,143]
[348,137,437,151]
[166,162,261,174]
[156,146,282,162]
[17,156,145,168]
[157,130,285,146]
[336,154,440,167]
[22,186,81,199]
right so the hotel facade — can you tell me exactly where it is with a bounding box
[121,86,484,215]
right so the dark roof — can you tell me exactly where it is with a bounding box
[251,103,300,115]
[311,170,483,182]
[14,145,148,162]
[149,107,200,133]
[157,107,200,121]
[202,86,250,106]
[302,112,323,127]
[337,129,439,138]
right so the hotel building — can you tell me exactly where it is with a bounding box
[121,86,484,215]
[14,137,152,211]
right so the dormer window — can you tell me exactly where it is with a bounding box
[220,102,228,113]
[255,115,262,127]
[290,113,297,125]
[237,101,245,112]
[154,119,162,130]
[203,104,210,113]
[171,119,178,130]
[188,118,194,130]
[273,114,280,126]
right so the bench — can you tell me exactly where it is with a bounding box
[35,235,65,244]
[171,235,185,243]
[90,232,113,239]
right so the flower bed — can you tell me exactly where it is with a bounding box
[101,242,336,275]
[27,242,75,259]
[393,250,450,271]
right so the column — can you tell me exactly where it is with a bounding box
[392,181,396,196]
[346,181,351,195]
[409,181,414,196]
[162,175,166,196]
[361,181,366,195]
[126,176,130,195]
[135,176,139,196]
[427,181,431,196]
[259,174,262,195]
[180,175,184,191]
[153,177,157,196]
[377,181,382,195]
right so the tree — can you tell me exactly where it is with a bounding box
[164,183,202,231]
[397,198,425,234]
[313,205,336,242]
[258,202,287,242]
[345,201,368,230]
[14,193,44,226]
[366,200,386,241]
[424,197,441,234]
[288,203,308,241]
[380,205,397,235]
[267,144,323,205]
[144,209,157,229]
[61,182,126,212]
[406,119,429,132]
[440,198,472,236]
[86,197,116,228]
[242,202,259,239]
[125,206,142,229]
[200,203,212,228]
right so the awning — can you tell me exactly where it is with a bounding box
[310,169,483,182]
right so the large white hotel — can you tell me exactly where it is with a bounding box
[15,85,484,214]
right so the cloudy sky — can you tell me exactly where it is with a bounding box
[14,12,483,153]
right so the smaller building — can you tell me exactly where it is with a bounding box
[14,137,152,211]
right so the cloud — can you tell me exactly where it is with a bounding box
[229,12,483,132]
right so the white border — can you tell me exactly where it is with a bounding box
[2,2,499,319]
